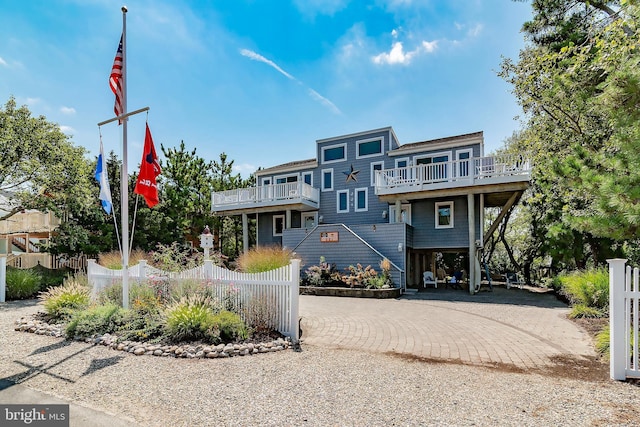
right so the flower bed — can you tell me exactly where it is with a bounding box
[300,286,401,299]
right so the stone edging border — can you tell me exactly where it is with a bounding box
[14,314,291,359]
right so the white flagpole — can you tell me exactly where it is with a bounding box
[121,5,129,309]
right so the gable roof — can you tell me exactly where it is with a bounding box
[388,131,483,156]
[255,158,317,177]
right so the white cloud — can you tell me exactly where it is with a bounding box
[422,40,438,53]
[240,49,341,115]
[60,106,76,115]
[24,97,42,106]
[0,57,7,67]
[240,49,294,80]
[372,39,438,65]
[307,89,342,115]
[59,125,75,135]
[467,23,483,38]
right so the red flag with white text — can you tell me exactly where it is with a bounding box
[134,124,162,207]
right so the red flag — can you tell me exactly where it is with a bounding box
[109,35,124,123]
[134,124,162,207]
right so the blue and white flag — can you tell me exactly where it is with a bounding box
[95,140,113,214]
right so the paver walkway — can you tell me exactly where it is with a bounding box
[299,286,596,369]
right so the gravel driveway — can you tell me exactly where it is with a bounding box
[1,297,639,426]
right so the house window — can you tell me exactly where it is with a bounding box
[275,174,298,184]
[261,178,271,186]
[389,204,411,225]
[355,188,368,212]
[302,172,312,186]
[302,213,316,228]
[456,149,473,178]
[435,201,454,229]
[415,152,451,181]
[356,137,383,158]
[273,215,285,236]
[370,161,384,186]
[322,169,333,191]
[321,143,347,164]
[337,190,349,213]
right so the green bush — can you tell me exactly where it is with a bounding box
[114,309,165,342]
[39,278,91,322]
[568,304,606,319]
[66,304,123,339]
[558,268,609,312]
[6,268,42,300]
[213,310,249,342]
[164,295,219,343]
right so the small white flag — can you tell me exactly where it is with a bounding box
[95,140,113,214]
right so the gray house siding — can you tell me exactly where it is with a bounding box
[257,211,302,246]
[283,224,404,287]
[317,129,392,225]
[410,196,480,249]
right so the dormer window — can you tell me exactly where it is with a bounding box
[321,143,346,164]
[356,137,383,158]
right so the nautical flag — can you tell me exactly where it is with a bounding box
[134,124,162,208]
[109,34,124,123]
[95,141,113,214]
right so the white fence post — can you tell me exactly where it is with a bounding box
[0,256,6,303]
[203,259,213,281]
[290,259,301,343]
[87,259,97,299]
[608,258,627,381]
[139,260,147,282]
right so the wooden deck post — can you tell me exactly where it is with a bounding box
[468,193,476,295]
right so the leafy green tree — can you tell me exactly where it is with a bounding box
[0,97,94,221]
[499,0,637,269]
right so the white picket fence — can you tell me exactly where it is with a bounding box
[87,259,301,342]
[608,259,640,380]
[0,257,6,303]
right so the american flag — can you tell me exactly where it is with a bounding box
[109,35,124,122]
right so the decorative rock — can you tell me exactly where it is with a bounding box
[14,311,295,361]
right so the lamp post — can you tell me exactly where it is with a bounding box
[200,225,213,260]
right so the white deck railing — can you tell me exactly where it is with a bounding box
[375,154,531,191]
[212,182,319,209]
[87,259,301,342]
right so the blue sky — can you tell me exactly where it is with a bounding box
[0,0,531,178]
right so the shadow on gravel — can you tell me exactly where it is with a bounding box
[30,339,73,356]
[0,299,40,311]
[385,351,610,382]
[400,286,567,309]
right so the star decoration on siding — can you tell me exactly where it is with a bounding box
[343,164,360,182]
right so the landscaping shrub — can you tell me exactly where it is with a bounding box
[568,304,606,319]
[242,296,277,334]
[114,309,165,342]
[164,295,219,343]
[66,304,123,339]
[557,268,609,317]
[213,310,249,342]
[5,267,42,300]
[236,246,291,273]
[303,258,342,287]
[40,278,91,322]
[595,324,610,357]
[152,242,204,272]
[98,249,148,269]
[342,263,380,288]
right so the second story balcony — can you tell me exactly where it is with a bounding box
[374,154,532,199]
[211,182,319,215]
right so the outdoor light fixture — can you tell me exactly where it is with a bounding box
[318,215,324,223]
[382,210,387,219]
[397,243,403,252]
